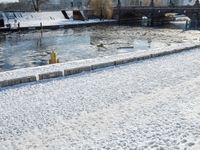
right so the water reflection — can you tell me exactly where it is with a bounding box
[0,26,166,72]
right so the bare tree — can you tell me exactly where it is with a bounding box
[31,0,49,11]
[89,0,113,19]
[0,2,32,11]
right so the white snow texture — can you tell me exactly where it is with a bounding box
[0,48,200,149]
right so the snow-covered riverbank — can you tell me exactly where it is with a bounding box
[0,48,200,149]
[0,11,115,30]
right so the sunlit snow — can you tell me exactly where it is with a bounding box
[0,49,200,149]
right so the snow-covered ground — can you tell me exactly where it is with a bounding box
[1,11,114,29]
[0,49,200,149]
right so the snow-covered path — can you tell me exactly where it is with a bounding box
[0,49,200,149]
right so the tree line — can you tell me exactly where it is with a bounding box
[0,0,49,11]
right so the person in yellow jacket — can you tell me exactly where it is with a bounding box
[49,50,59,64]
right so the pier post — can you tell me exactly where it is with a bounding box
[196,0,200,28]
[190,1,200,28]
[18,22,20,30]
[194,0,200,7]
[149,0,155,27]
[149,0,154,7]
[40,22,43,35]
[169,0,174,7]
[189,13,200,29]
[117,0,121,24]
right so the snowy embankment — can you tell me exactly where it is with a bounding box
[1,11,115,29]
[0,48,200,149]
[0,41,200,88]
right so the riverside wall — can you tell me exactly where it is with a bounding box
[0,43,200,88]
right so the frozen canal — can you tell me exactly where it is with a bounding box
[1,25,200,72]
[0,26,164,72]
[0,48,200,149]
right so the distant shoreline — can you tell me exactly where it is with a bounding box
[0,11,117,32]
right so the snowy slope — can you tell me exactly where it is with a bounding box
[1,11,114,29]
[3,11,73,28]
[0,49,200,149]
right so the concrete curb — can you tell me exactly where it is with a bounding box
[0,76,36,88]
[39,71,63,80]
[64,66,91,76]
[0,44,199,88]
[91,61,115,70]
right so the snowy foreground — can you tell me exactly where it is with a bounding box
[0,49,200,149]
